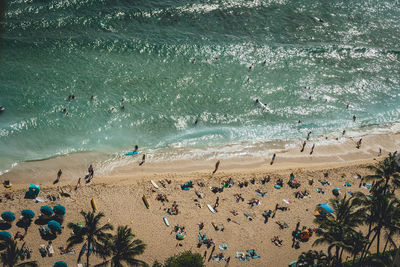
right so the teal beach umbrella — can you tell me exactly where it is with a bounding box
[1,212,15,222]
[0,231,12,241]
[40,206,53,216]
[48,220,61,233]
[21,209,35,219]
[53,205,66,216]
[53,261,68,267]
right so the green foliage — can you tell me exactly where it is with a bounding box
[151,261,163,267]
[67,211,113,266]
[95,225,148,267]
[0,240,38,267]
[163,251,204,267]
[306,152,400,266]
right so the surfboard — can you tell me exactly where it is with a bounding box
[207,204,216,213]
[151,180,159,189]
[257,101,272,112]
[125,151,138,155]
[91,198,97,212]
[142,195,149,209]
[163,216,170,226]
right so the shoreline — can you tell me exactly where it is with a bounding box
[2,130,399,187]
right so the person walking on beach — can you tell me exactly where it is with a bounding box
[356,138,362,149]
[134,145,139,152]
[300,141,306,152]
[212,160,220,175]
[139,154,146,166]
[57,169,62,180]
[270,153,276,165]
[310,144,315,155]
[88,164,94,178]
[353,115,356,122]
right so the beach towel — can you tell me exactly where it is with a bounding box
[246,249,260,259]
[274,185,281,189]
[219,243,228,250]
[283,199,292,204]
[344,182,351,187]
[236,252,250,261]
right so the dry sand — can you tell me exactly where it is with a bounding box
[0,131,399,266]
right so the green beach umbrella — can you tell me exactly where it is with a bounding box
[0,231,12,241]
[21,209,35,219]
[1,212,16,222]
[53,205,66,216]
[53,261,68,267]
[40,206,53,216]
[48,220,61,233]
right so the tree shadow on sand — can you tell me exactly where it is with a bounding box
[0,222,11,230]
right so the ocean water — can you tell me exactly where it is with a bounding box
[0,0,400,174]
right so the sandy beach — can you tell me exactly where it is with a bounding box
[1,131,399,266]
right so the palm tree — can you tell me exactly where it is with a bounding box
[67,211,113,266]
[0,240,37,267]
[95,225,147,267]
[297,250,330,266]
[366,152,400,190]
[313,194,364,263]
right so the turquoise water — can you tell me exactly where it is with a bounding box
[1,0,400,173]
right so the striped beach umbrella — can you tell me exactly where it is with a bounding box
[48,220,61,233]
[53,261,68,267]
[0,231,11,241]
[1,212,15,222]
[53,205,66,216]
[40,206,53,216]
[21,209,35,219]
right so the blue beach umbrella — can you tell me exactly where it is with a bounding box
[53,205,66,216]
[40,206,53,216]
[48,220,61,233]
[21,209,35,219]
[0,231,12,241]
[1,212,16,222]
[318,202,334,214]
[53,261,68,267]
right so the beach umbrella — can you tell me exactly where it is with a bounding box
[332,188,341,196]
[53,205,66,216]
[1,212,16,222]
[0,231,12,241]
[53,261,68,267]
[48,220,61,233]
[40,206,53,216]
[318,202,334,214]
[21,209,35,219]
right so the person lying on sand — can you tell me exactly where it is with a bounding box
[261,176,270,184]
[247,198,260,207]
[276,221,289,229]
[271,236,283,247]
[262,210,272,223]
[234,194,244,203]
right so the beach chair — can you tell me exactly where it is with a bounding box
[47,244,54,257]
[246,249,260,259]
[236,252,250,261]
